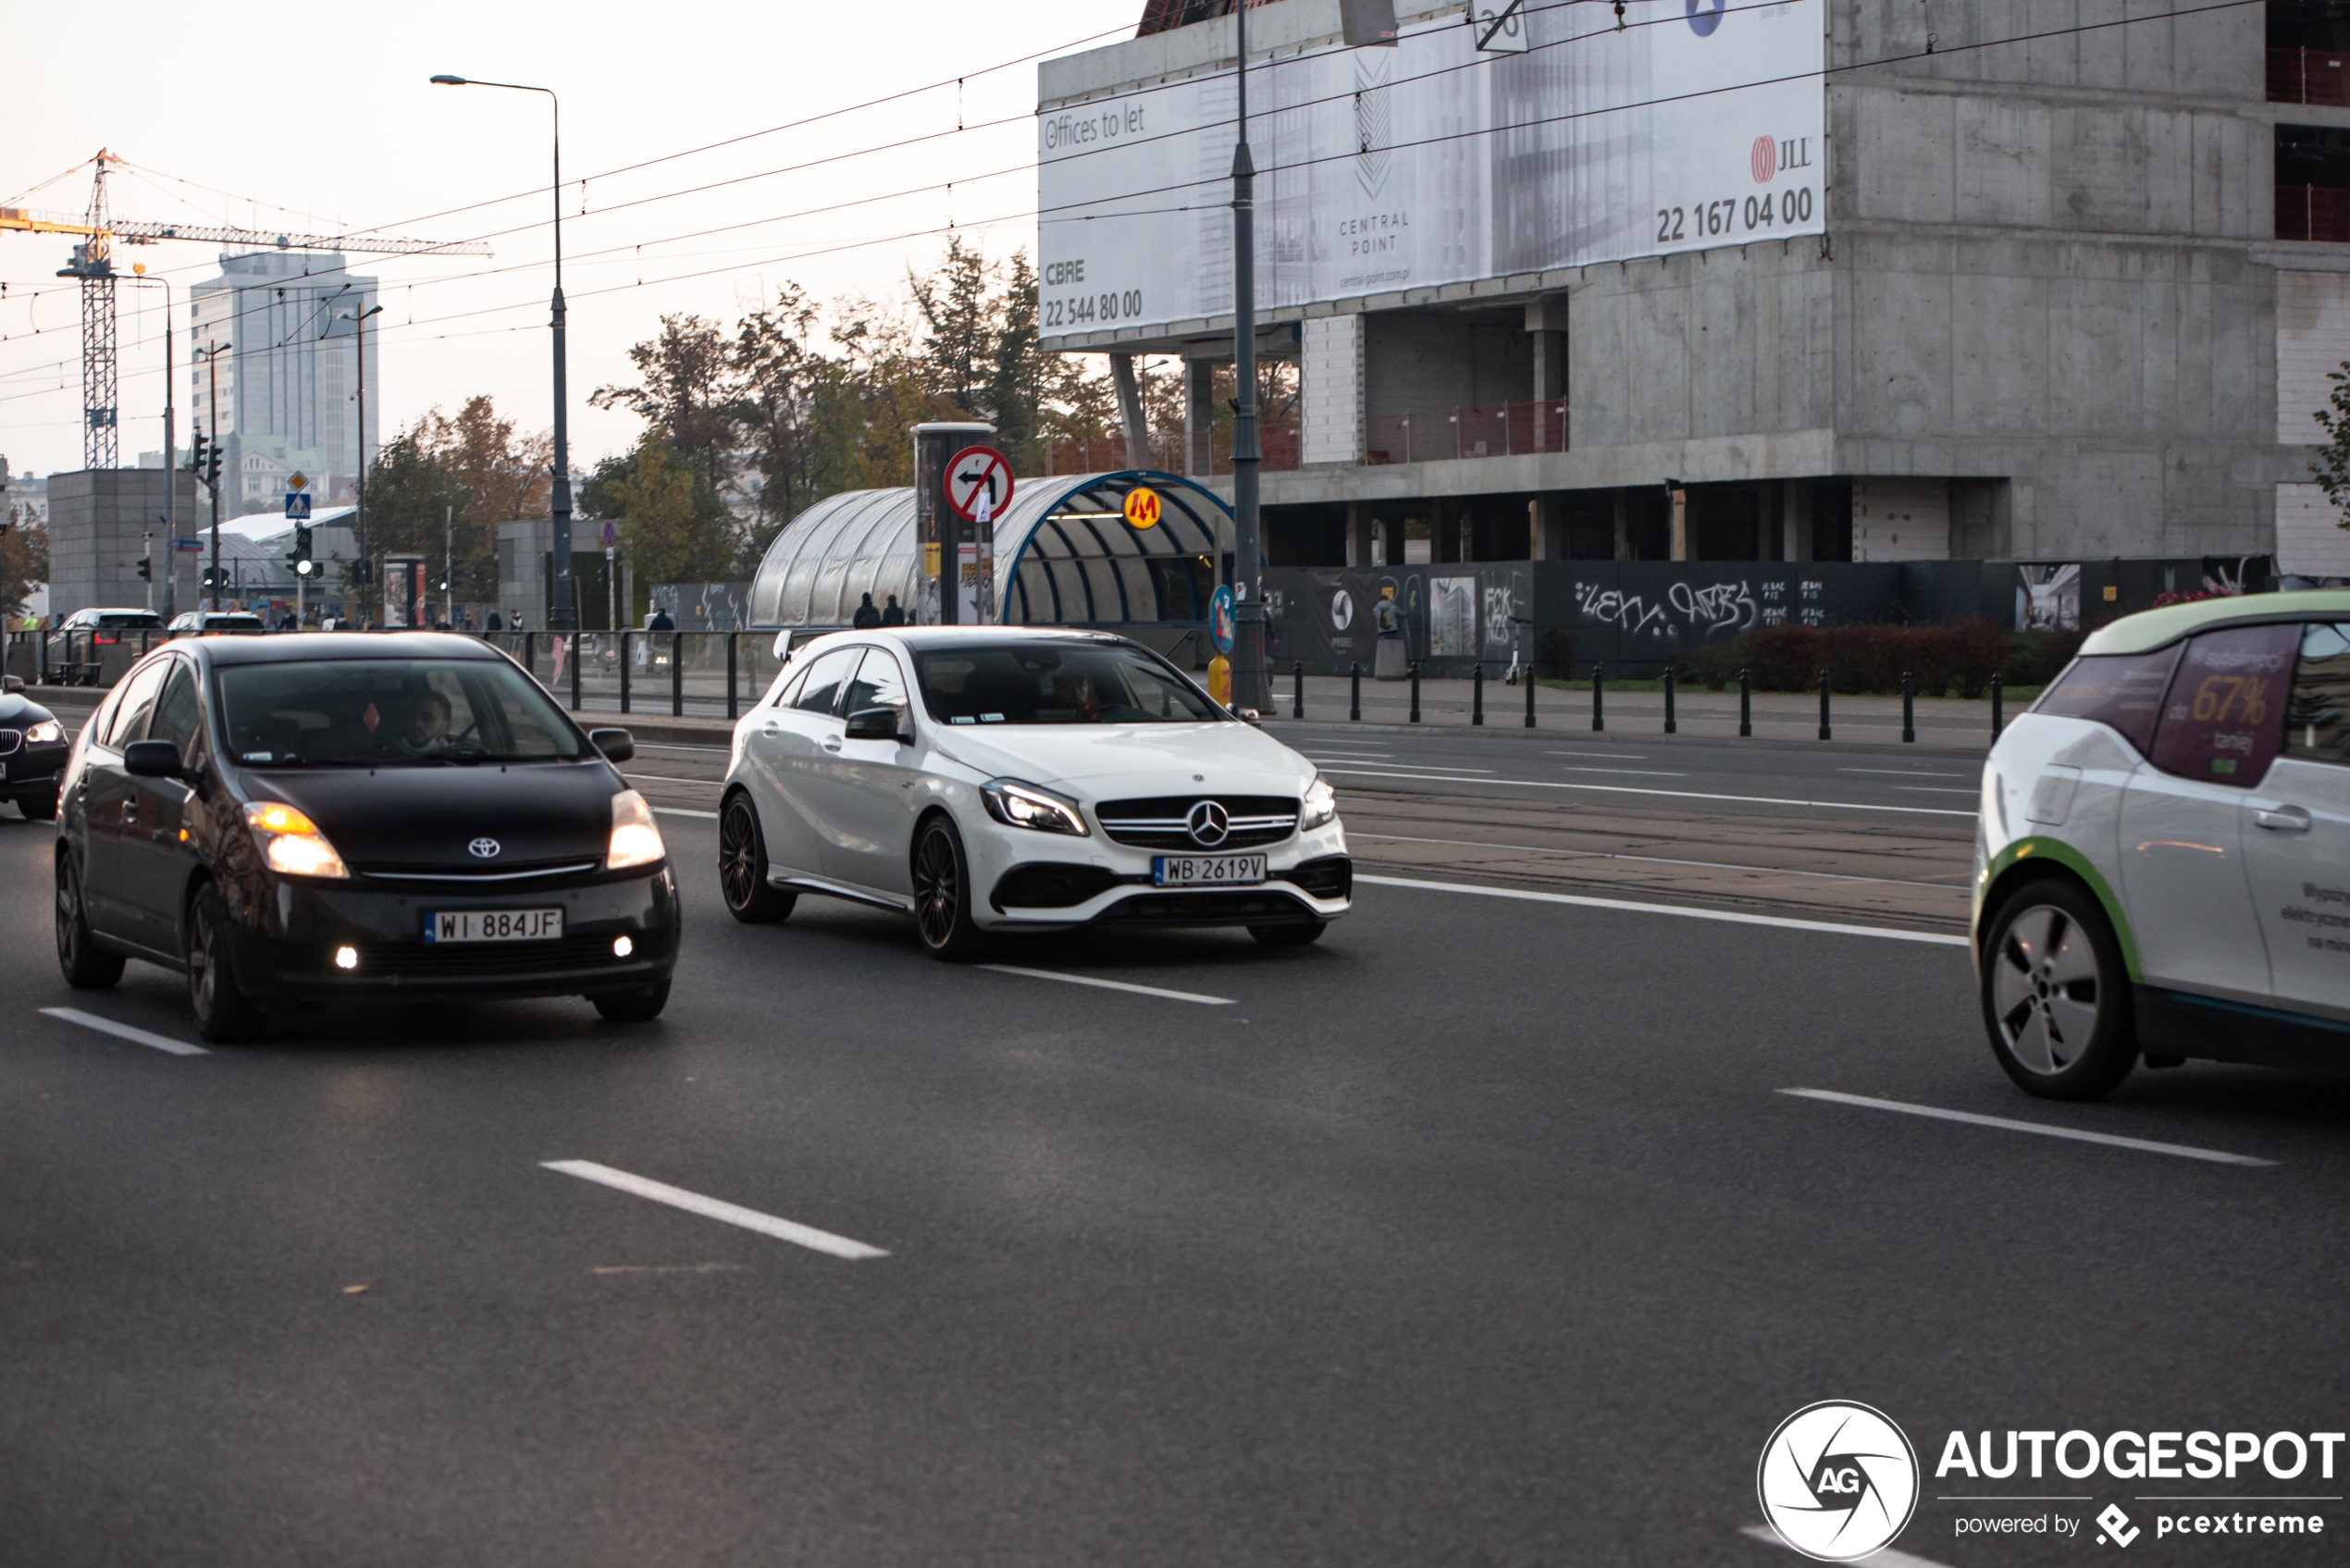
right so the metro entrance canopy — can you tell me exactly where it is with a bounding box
[748,471,1232,629]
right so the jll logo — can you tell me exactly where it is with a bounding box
[1751,137,1776,182]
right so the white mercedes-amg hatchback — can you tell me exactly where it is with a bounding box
[717,628,1351,958]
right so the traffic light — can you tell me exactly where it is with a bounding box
[137,558,152,582]
[349,558,373,588]
[187,430,207,478]
[204,438,222,488]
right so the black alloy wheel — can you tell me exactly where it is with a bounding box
[911,816,985,961]
[593,979,672,1022]
[187,883,265,1044]
[719,793,797,924]
[1248,920,1327,947]
[1981,878,2135,1100]
[55,855,124,990]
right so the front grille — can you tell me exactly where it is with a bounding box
[1094,794,1299,850]
[349,933,634,978]
[0,731,19,757]
[353,859,600,885]
[993,862,1132,910]
[1094,889,1317,925]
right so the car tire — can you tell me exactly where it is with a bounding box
[1981,879,2134,1100]
[592,979,671,1022]
[1248,920,1326,947]
[187,883,266,1044]
[911,816,986,962]
[719,793,797,924]
[19,790,58,821]
[55,855,124,990]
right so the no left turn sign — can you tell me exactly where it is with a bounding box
[945,446,1014,523]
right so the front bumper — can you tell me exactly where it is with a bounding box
[0,745,68,799]
[225,863,681,1002]
[973,817,1354,930]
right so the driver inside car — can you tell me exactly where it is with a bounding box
[397,690,454,757]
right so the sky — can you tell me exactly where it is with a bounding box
[0,0,1141,482]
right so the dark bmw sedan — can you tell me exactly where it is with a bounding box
[54,633,680,1042]
[1,674,70,819]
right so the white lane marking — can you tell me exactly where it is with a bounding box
[1895,786,1980,795]
[637,742,733,753]
[978,964,1235,1006]
[654,807,720,821]
[1778,1089,2275,1167]
[1741,1525,1954,1567]
[1348,833,1968,892]
[1315,760,1496,775]
[1358,874,1970,945]
[39,1007,209,1057]
[622,772,724,785]
[1545,750,1649,759]
[1554,765,1687,777]
[1840,768,1970,778]
[1321,766,1977,817]
[542,1160,889,1259]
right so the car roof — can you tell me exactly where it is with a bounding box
[179,631,509,666]
[800,626,1133,652]
[2077,589,2350,656]
[73,608,163,622]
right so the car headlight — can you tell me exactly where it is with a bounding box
[244,801,350,879]
[981,778,1089,836]
[24,719,63,745]
[1300,773,1338,831]
[608,788,666,870]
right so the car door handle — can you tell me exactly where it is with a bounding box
[2255,804,2312,833]
[822,735,843,753]
[761,723,779,737]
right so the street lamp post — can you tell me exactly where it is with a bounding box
[195,340,229,614]
[1229,0,1267,713]
[323,295,383,622]
[431,73,574,632]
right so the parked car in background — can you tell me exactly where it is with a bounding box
[1973,589,2350,1098]
[167,611,266,636]
[0,673,68,820]
[57,608,164,637]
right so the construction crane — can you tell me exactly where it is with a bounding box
[0,151,492,468]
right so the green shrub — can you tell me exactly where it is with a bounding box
[1665,619,2082,696]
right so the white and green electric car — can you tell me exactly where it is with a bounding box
[1975,590,2350,1098]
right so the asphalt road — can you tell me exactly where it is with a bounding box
[3,737,2347,1566]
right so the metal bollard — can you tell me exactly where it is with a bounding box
[1471,661,1484,726]
[620,631,632,715]
[1293,661,1305,720]
[1349,661,1362,722]
[1991,673,2004,740]
[1738,667,1751,737]
[727,632,739,721]
[1524,655,1536,728]
[1664,668,1677,735]
[1591,663,1605,732]
[672,630,685,717]
[571,635,583,710]
[1409,661,1421,723]
[524,631,535,681]
[37,628,47,685]
[1901,671,1915,744]
[1817,670,1831,742]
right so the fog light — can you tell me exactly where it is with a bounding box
[333,945,359,970]
[612,934,634,958]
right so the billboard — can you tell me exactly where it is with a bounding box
[1038,0,1825,340]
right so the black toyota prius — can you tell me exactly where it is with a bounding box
[54,633,680,1042]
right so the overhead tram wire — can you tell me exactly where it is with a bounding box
[0,0,2273,414]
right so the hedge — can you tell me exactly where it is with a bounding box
[1667,619,2084,698]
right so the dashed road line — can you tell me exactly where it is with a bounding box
[1318,765,1977,817]
[978,964,1235,1006]
[653,807,720,820]
[1347,833,1967,892]
[1358,874,1970,945]
[38,1007,209,1056]
[542,1160,889,1260]
[1778,1089,2275,1167]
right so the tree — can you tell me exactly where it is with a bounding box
[363,395,550,605]
[592,315,734,485]
[2313,363,2350,529]
[0,507,49,625]
[594,429,737,587]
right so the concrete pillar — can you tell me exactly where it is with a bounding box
[1184,360,1217,478]
[1529,495,1561,560]
[1668,486,1688,562]
[1611,488,1630,561]
[1301,315,1366,465]
[1784,479,1814,562]
[1109,354,1149,469]
[1347,502,1375,567]
[1434,499,1461,563]
[1379,514,1404,566]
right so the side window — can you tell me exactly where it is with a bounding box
[103,661,170,749]
[841,648,909,722]
[2030,646,2182,754]
[2148,623,2298,788]
[789,648,861,716]
[144,661,204,762]
[2286,623,2350,764]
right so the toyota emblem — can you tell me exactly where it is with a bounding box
[467,837,501,858]
[1184,800,1231,848]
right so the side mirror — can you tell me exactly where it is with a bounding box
[123,739,187,780]
[844,707,910,745]
[2,674,21,694]
[589,727,635,764]
[1235,708,1263,727]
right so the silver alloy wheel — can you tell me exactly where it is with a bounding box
[1991,903,2104,1075]
[190,903,221,1020]
[55,861,81,967]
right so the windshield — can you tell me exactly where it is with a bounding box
[218,659,587,766]
[913,642,1222,725]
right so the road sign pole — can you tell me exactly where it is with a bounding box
[1228,0,1268,715]
[913,425,999,627]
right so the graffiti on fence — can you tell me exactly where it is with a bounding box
[1571,580,1672,639]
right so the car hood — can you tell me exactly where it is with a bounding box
[0,694,56,728]
[242,760,623,871]
[927,721,1315,797]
